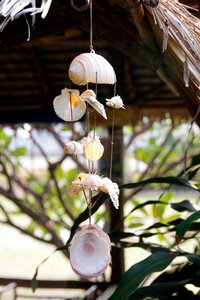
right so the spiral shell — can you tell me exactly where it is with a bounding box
[53,88,86,121]
[70,225,111,278]
[80,89,107,119]
[84,136,104,161]
[68,52,117,85]
[64,141,83,155]
[106,95,125,109]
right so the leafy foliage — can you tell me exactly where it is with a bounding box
[0,119,200,298]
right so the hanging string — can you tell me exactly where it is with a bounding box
[87,71,99,225]
[69,92,80,173]
[89,0,94,52]
[109,83,117,179]
[88,189,92,226]
[93,71,98,140]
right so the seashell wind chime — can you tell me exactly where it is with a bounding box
[53,0,125,279]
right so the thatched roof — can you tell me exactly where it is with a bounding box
[0,0,199,124]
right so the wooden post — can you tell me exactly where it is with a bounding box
[100,127,125,283]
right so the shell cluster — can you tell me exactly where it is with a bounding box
[70,224,111,279]
[72,173,120,209]
[52,50,126,280]
[64,136,104,162]
[53,88,108,122]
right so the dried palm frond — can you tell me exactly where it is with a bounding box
[145,0,200,88]
[0,0,52,33]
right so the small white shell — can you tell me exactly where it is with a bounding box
[84,136,104,161]
[68,52,117,85]
[100,177,119,209]
[106,95,125,109]
[70,225,111,279]
[72,173,103,191]
[80,89,107,119]
[53,88,86,121]
[64,141,83,155]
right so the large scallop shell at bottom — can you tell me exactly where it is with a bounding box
[70,225,111,278]
[53,88,86,121]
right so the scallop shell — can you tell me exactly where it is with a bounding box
[84,136,104,161]
[68,52,117,85]
[53,88,86,121]
[70,225,111,278]
[106,95,125,109]
[64,141,83,155]
[80,89,107,119]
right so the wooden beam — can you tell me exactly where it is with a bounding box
[0,278,110,290]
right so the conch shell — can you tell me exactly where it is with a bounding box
[106,95,125,109]
[53,88,86,121]
[64,141,83,155]
[68,52,116,85]
[80,89,107,119]
[70,224,111,279]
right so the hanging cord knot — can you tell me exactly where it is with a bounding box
[71,0,90,11]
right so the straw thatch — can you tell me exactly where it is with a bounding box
[145,0,200,96]
[0,0,199,123]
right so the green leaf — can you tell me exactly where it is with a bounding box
[122,176,198,191]
[54,165,64,179]
[0,129,12,147]
[187,154,200,179]
[125,200,166,219]
[176,211,200,241]
[108,252,177,300]
[31,245,66,292]
[186,253,200,265]
[128,279,189,299]
[171,200,197,213]
[11,147,27,156]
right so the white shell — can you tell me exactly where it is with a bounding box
[100,177,120,209]
[84,136,104,161]
[72,173,103,191]
[64,141,83,155]
[70,225,111,279]
[68,52,117,85]
[106,95,125,109]
[53,88,86,121]
[80,89,107,119]
[72,173,120,209]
